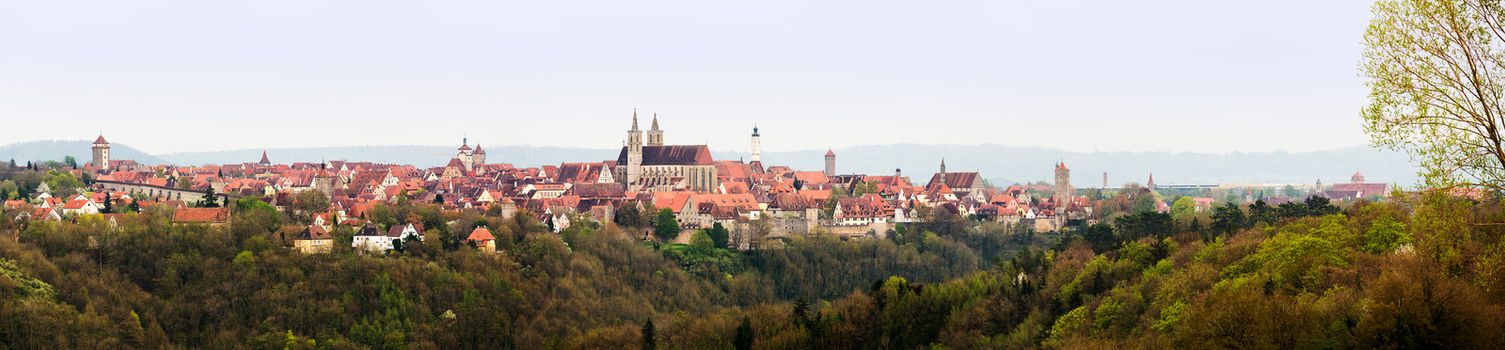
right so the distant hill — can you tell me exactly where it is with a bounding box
[0,140,1420,187]
[747,144,1419,187]
[156,145,615,169]
[0,140,170,166]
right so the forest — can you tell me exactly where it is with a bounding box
[0,166,1060,349]
[5,157,1505,349]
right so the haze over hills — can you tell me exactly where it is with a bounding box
[0,140,1417,187]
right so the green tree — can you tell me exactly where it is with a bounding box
[707,222,729,249]
[653,209,679,241]
[101,193,113,214]
[1170,197,1196,221]
[1304,196,1339,216]
[1362,217,1412,253]
[1132,193,1158,213]
[1363,0,1505,191]
[1248,199,1276,226]
[615,203,644,228]
[292,190,330,221]
[198,187,219,208]
[733,316,754,350]
[1210,202,1246,236]
[63,156,77,169]
[641,318,656,350]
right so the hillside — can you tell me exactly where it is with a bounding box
[0,140,170,166]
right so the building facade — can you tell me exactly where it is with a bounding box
[613,111,719,192]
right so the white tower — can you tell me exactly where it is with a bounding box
[91,135,110,172]
[750,125,762,163]
[626,110,644,187]
[457,138,474,172]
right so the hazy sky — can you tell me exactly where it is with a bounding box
[1,0,1375,155]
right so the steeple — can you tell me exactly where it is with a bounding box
[750,124,762,163]
[259,151,271,165]
[625,109,644,188]
[647,112,664,146]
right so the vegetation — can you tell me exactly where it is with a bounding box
[1363,0,1505,191]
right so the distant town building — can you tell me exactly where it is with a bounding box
[750,125,762,163]
[293,224,333,254]
[1054,161,1072,205]
[613,111,719,192]
[824,149,836,177]
[1326,171,1388,200]
[92,135,110,172]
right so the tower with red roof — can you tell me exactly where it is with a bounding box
[824,149,836,177]
[91,135,110,172]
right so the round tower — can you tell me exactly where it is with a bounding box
[824,149,836,177]
[750,125,762,163]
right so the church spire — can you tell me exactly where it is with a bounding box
[651,113,660,130]
[631,109,640,131]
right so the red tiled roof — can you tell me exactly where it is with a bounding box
[467,226,496,242]
[173,208,229,224]
[61,198,94,210]
[296,225,330,240]
[94,135,108,144]
[617,145,715,166]
[928,172,981,189]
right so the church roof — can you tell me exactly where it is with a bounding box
[617,145,714,166]
[928,172,981,189]
[259,151,271,164]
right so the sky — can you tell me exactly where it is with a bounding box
[0,0,1376,155]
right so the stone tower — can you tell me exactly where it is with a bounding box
[939,158,947,184]
[473,144,486,167]
[626,110,644,186]
[647,113,664,146]
[1054,161,1071,204]
[91,135,110,172]
[824,149,836,177]
[750,125,761,163]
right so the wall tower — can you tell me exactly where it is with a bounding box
[91,135,110,172]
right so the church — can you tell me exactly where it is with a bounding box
[613,110,719,192]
